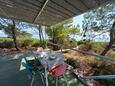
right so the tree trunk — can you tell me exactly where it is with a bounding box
[101,21,115,56]
[52,29,59,50]
[38,25,42,46]
[52,38,59,50]
[11,20,19,51]
[40,26,45,48]
[37,25,46,48]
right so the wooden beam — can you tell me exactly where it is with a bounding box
[34,0,49,23]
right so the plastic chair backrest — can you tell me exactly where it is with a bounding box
[49,63,67,77]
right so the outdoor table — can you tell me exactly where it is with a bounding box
[36,51,65,86]
[20,50,65,86]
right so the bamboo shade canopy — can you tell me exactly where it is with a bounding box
[0,0,114,26]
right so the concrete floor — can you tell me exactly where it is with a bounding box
[0,55,30,86]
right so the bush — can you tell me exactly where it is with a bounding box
[65,58,77,68]
[31,42,40,47]
[62,39,77,48]
[20,39,33,48]
[0,37,13,41]
[107,50,115,59]
[77,41,84,45]
[0,40,13,48]
[0,37,43,49]
[31,39,40,47]
[92,42,108,53]
[78,41,93,51]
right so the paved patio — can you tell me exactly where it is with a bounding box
[0,55,30,86]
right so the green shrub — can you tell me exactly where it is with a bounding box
[0,40,13,48]
[77,41,84,45]
[78,41,93,51]
[61,39,77,48]
[0,37,13,41]
[20,39,33,47]
[77,39,92,45]
[92,42,108,51]
[31,41,41,48]
[65,58,77,68]
[0,37,43,49]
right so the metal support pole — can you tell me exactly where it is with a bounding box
[34,0,49,22]
[84,75,115,79]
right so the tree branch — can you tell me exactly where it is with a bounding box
[101,21,115,56]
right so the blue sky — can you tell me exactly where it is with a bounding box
[72,14,84,28]
[0,30,7,37]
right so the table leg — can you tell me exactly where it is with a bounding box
[30,76,34,86]
[45,66,48,86]
[40,74,45,86]
[56,77,58,86]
